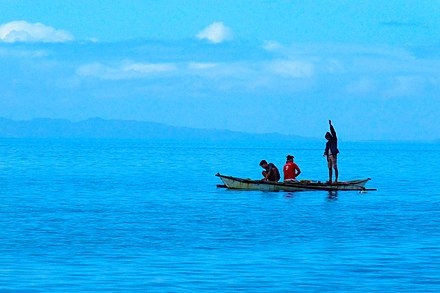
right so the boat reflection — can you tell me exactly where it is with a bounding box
[327,190,338,200]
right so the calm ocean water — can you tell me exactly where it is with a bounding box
[0,138,439,292]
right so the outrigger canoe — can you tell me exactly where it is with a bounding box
[216,173,375,192]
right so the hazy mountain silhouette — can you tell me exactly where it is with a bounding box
[0,117,317,141]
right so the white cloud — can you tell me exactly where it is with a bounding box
[345,78,377,95]
[196,22,233,44]
[0,47,48,58]
[384,75,426,98]
[77,61,177,80]
[86,37,99,43]
[324,59,346,74]
[267,60,314,78]
[188,62,218,70]
[0,21,73,43]
[189,61,254,79]
[263,40,283,51]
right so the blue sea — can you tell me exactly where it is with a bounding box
[0,138,439,292]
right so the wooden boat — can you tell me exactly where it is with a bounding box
[216,173,374,192]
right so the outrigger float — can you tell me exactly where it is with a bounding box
[216,173,375,192]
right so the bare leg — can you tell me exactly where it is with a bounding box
[334,167,338,183]
[328,167,332,184]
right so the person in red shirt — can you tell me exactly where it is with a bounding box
[283,154,301,182]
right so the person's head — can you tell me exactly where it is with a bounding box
[286,155,294,162]
[325,132,332,140]
[259,160,268,168]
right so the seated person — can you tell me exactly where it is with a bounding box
[283,154,301,182]
[259,160,281,182]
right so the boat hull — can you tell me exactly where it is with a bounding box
[216,173,372,192]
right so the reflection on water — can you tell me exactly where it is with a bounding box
[327,190,338,200]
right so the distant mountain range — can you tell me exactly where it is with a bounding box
[0,117,316,141]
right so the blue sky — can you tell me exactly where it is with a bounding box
[0,0,439,140]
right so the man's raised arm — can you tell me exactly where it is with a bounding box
[329,120,336,139]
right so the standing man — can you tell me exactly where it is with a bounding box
[259,160,281,182]
[324,120,339,184]
[283,155,301,182]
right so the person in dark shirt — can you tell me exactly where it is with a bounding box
[259,160,281,182]
[323,120,339,184]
